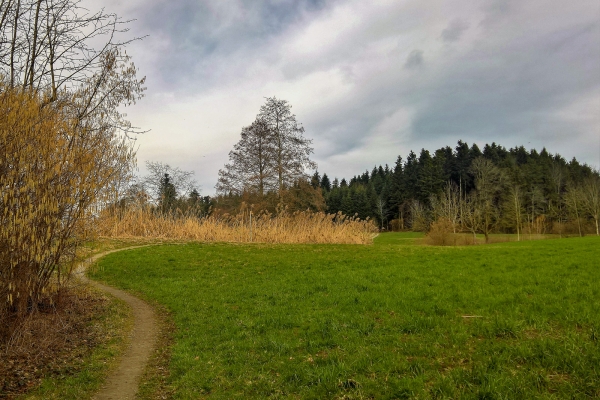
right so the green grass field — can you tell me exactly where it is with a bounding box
[90,234,600,399]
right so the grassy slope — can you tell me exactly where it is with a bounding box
[91,234,600,399]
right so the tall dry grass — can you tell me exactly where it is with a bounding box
[96,207,377,244]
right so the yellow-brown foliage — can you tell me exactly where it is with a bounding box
[96,207,377,244]
[0,85,135,326]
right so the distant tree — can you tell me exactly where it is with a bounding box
[430,181,460,233]
[216,118,275,196]
[548,162,566,236]
[471,157,505,242]
[258,97,316,196]
[579,175,600,236]
[320,173,331,192]
[503,183,525,241]
[159,173,177,213]
[281,178,325,212]
[311,171,321,189]
[409,199,429,231]
[189,188,201,205]
[144,161,197,204]
[565,184,584,237]
[217,98,316,200]
[375,197,386,230]
[461,193,481,243]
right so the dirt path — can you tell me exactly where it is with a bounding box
[77,246,159,400]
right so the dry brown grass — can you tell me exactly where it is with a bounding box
[96,208,377,245]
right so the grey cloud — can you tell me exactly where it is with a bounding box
[411,19,600,144]
[404,50,424,69]
[441,19,469,42]
[133,0,332,90]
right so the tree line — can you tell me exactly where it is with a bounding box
[141,96,598,240]
[315,141,599,239]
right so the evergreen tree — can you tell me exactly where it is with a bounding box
[159,173,177,213]
[320,174,331,192]
[311,171,321,189]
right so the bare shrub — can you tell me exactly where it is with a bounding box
[426,217,477,246]
[425,217,457,246]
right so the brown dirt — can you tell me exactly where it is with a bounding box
[79,247,159,400]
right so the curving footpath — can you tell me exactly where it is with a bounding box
[77,246,159,400]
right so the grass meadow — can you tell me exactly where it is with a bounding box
[90,234,600,399]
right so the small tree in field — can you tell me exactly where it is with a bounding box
[0,85,135,331]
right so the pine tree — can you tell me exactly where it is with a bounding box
[320,174,331,192]
[159,173,177,213]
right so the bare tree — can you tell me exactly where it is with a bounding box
[0,0,145,135]
[565,184,583,237]
[461,193,481,244]
[409,199,429,232]
[216,118,276,196]
[375,196,386,230]
[143,161,198,205]
[579,175,600,236]
[504,183,524,241]
[549,163,565,237]
[430,181,460,233]
[527,185,546,235]
[471,157,505,242]
[217,97,316,200]
[258,97,316,196]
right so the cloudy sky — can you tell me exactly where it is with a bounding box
[98,0,599,194]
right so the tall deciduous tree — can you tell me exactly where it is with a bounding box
[216,118,276,196]
[217,97,316,198]
[258,97,316,196]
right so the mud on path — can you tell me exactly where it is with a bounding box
[77,246,159,400]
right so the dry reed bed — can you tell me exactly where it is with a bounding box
[97,208,377,244]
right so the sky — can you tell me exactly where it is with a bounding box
[97,0,600,195]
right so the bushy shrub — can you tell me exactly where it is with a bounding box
[0,85,134,336]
